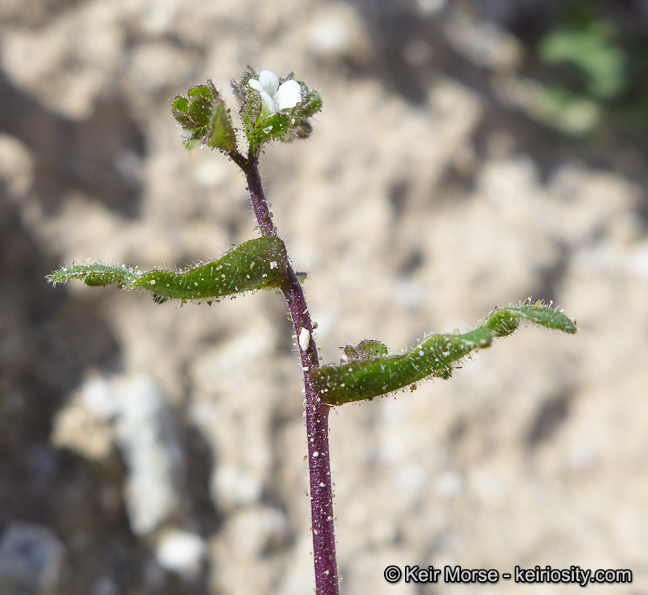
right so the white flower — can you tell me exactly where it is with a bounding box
[249,70,301,118]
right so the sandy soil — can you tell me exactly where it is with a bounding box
[1,1,647,593]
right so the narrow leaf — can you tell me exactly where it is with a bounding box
[48,237,288,304]
[311,303,577,406]
[48,263,137,287]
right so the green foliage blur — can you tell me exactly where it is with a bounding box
[529,2,648,138]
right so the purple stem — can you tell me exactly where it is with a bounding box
[237,154,340,595]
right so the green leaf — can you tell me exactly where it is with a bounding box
[207,101,238,152]
[250,113,291,147]
[233,70,262,146]
[171,80,238,153]
[188,84,214,101]
[171,96,190,123]
[296,86,323,119]
[48,237,288,304]
[343,339,389,361]
[48,262,138,287]
[310,303,577,406]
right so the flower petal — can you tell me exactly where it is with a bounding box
[249,73,280,115]
[275,80,301,110]
[261,90,279,114]
[257,70,280,95]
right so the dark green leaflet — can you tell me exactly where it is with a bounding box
[343,339,389,360]
[311,304,577,406]
[171,80,238,152]
[48,237,287,303]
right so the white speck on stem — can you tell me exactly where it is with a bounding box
[298,327,310,351]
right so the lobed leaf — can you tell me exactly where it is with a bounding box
[171,80,238,153]
[48,237,288,304]
[311,303,577,406]
[343,339,389,361]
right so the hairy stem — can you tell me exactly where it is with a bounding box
[239,154,339,594]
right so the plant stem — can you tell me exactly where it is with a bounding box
[238,154,340,595]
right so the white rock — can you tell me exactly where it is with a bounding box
[155,529,207,579]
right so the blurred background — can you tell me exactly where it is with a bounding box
[1,0,648,593]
